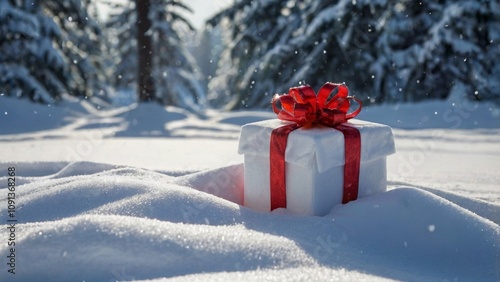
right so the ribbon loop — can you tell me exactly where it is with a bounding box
[271,82,362,126]
[345,97,362,119]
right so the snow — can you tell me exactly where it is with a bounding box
[0,95,499,281]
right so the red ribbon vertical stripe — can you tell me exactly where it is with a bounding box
[270,123,300,210]
[336,124,361,204]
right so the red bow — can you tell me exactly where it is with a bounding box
[272,82,362,126]
[269,82,363,211]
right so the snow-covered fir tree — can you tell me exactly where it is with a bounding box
[371,0,500,103]
[192,26,224,96]
[106,0,205,109]
[208,0,500,109]
[207,0,306,109]
[208,0,392,109]
[0,0,108,103]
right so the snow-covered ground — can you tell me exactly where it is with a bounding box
[0,95,499,281]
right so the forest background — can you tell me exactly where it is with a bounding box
[1,0,498,111]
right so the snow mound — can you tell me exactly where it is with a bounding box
[10,215,314,281]
[1,162,498,281]
[328,188,499,277]
[114,103,190,137]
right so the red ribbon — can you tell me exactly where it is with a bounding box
[270,82,362,210]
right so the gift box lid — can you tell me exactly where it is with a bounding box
[238,119,395,173]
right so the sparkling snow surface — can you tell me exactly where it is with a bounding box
[0,96,499,281]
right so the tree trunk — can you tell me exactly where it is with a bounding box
[136,0,154,102]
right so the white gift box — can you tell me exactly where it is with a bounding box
[238,119,395,216]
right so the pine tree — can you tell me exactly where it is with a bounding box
[0,0,108,103]
[292,0,384,103]
[136,0,154,101]
[208,0,500,109]
[192,26,224,97]
[208,0,387,109]
[106,0,205,109]
[208,0,305,109]
[371,0,500,103]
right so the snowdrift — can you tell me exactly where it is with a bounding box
[0,162,498,281]
[1,95,499,281]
